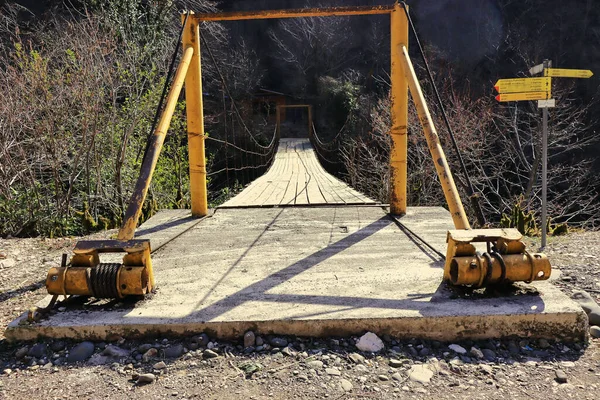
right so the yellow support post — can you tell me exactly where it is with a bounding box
[118,46,195,240]
[389,3,409,215]
[183,12,208,217]
[399,45,470,229]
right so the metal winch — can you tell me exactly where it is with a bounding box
[45,239,154,299]
[445,228,551,287]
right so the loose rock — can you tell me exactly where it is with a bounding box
[408,365,433,384]
[389,359,404,368]
[306,360,323,369]
[28,343,47,359]
[326,367,341,376]
[448,344,467,355]
[153,361,167,370]
[163,344,184,359]
[555,369,568,384]
[469,347,484,359]
[590,326,600,338]
[15,347,29,360]
[142,348,158,362]
[103,345,130,358]
[355,332,384,353]
[68,342,95,363]
[137,373,156,385]
[269,337,288,348]
[348,353,365,364]
[203,349,219,359]
[244,331,256,348]
[339,378,353,392]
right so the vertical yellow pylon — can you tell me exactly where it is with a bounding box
[183,13,208,217]
[389,3,409,215]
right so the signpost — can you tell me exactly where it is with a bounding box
[494,77,551,94]
[494,60,593,248]
[544,68,593,78]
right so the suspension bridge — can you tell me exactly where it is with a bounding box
[5,5,585,342]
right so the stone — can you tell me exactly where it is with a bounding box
[389,359,404,368]
[137,373,156,384]
[378,374,390,381]
[68,342,95,363]
[448,344,467,355]
[469,347,484,359]
[481,349,496,361]
[590,326,600,338]
[281,347,296,357]
[391,372,403,381]
[50,341,66,352]
[419,347,430,357]
[269,337,288,348]
[255,337,264,347]
[28,343,47,359]
[244,331,256,348]
[88,354,110,366]
[142,348,158,362]
[153,361,167,370]
[326,368,341,376]
[2,369,12,376]
[103,345,130,358]
[408,365,433,384]
[355,365,368,373]
[163,344,184,359]
[191,333,209,347]
[555,369,568,384]
[348,353,365,364]
[137,344,153,353]
[15,347,29,360]
[339,378,353,392]
[203,349,219,359]
[355,332,384,353]
[306,360,323,369]
[560,361,575,368]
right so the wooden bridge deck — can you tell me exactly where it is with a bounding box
[219,138,375,208]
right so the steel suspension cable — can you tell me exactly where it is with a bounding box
[401,2,486,227]
[199,29,274,151]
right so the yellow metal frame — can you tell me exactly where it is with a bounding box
[190,3,412,216]
[276,104,313,139]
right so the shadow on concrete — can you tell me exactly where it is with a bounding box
[185,215,546,322]
[135,215,196,237]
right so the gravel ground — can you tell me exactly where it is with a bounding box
[0,230,599,399]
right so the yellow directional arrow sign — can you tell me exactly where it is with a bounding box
[495,91,551,102]
[544,68,593,78]
[494,77,551,93]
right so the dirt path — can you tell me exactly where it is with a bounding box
[0,231,599,399]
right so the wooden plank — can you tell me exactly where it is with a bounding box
[218,138,376,208]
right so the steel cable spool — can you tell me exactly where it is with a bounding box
[89,263,121,298]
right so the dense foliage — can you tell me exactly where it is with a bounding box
[0,0,598,237]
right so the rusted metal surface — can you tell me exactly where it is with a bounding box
[183,12,209,217]
[118,46,194,241]
[46,239,153,299]
[389,3,409,215]
[400,45,470,229]
[193,5,395,22]
[444,228,552,287]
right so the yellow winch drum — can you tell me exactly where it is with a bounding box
[45,239,154,299]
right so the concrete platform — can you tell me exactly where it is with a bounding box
[6,206,587,342]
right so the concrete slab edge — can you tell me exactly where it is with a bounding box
[6,310,588,343]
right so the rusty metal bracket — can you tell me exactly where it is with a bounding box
[445,228,551,287]
[46,239,154,299]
